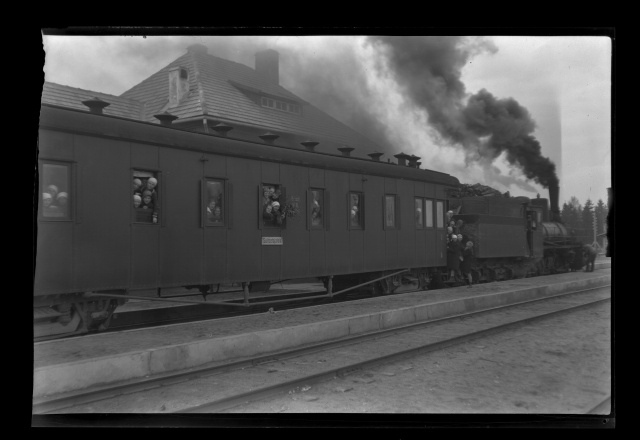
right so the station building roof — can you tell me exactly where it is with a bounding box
[41,44,384,153]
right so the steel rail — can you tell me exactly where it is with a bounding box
[33,283,610,414]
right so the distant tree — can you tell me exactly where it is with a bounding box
[595,199,608,248]
[561,197,583,232]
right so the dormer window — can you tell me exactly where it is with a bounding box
[180,68,188,80]
[261,96,300,114]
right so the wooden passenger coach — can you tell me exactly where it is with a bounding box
[36,104,460,305]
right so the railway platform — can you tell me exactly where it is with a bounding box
[33,262,611,399]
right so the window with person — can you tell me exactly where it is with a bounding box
[133,170,159,224]
[205,180,225,226]
[436,200,444,228]
[310,189,324,228]
[425,199,434,228]
[262,183,285,227]
[384,195,397,229]
[349,192,364,229]
[415,198,424,228]
[40,162,71,220]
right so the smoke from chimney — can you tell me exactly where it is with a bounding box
[367,36,559,191]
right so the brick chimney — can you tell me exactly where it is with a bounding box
[255,49,279,85]
[168,66,190,107]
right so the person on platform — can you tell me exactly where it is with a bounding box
[447,234,462,282]
[583,244,597,272]
[461,241,475,287]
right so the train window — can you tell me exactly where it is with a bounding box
[133,170,160,224]
[415,198,424,228]
[436,200,444,228]
[39,162,71,221]
[425,199,434,228]
[384,195,398,229]
[349,192,364,229]
[262,183,286,228]
[310,189,324,229]
[205,179,225,226]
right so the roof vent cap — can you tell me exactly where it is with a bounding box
[259,132,280,144]
[338,147,355,157]
[81,97,110,114]
[211,122,234,136]
[393,152,412,166]
[153,111,179,126]
[301,140,319,151]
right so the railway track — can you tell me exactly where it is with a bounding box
[33,283,611,414]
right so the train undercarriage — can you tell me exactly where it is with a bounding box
[34,247,587,340]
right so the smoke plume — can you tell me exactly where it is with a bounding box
[367,36,559,189]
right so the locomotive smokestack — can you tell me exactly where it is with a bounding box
[549,183,560,222]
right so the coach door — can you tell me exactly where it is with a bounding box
[527,207,544,258]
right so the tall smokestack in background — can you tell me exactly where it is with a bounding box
[255,49,279,85]
[549,182,560,222]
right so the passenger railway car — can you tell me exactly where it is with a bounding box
[35,103,461,337]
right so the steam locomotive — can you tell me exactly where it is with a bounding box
[34,102,588,338]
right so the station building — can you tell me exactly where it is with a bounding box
[41,44,385,158]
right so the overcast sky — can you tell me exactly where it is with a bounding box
[41,33,612,206]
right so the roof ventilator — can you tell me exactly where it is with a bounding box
[81,97,110,115]
[368,152,384,162]
[338,147,355,157]
[393,152,412,166]
[259,132,280,144]
[154,111,179,126]
[301,140,319,151]
[408,155,421,168]
[211,123,234,136]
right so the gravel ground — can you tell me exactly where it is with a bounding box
[224,299,611,414]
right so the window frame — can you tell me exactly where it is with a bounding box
[38,159,74,222]
[436,200,445,229]
[348,191,365,230]
[203,177,227,228]
[132,168,162,226]
[260,96,301,115]
[260,183,287,229]
[425,199,434,228]
[383,194,399,230]
[414,197,425,229]
[308,188,327,230]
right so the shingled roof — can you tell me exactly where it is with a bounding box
[41,82,145,120]
[117,44,383,150]
[41,44,385,152]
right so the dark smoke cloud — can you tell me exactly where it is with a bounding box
[367,36,559,189]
